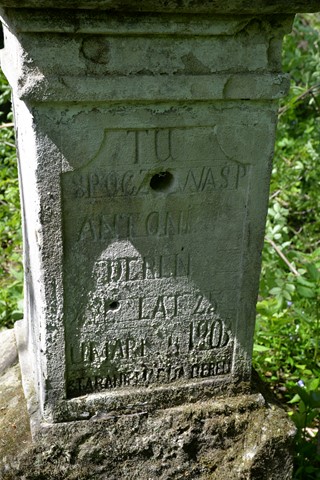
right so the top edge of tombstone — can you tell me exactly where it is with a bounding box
[0,0,318,13]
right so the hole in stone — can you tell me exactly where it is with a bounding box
[182,437,199,461]
[108,301,120,311]
[150,171,174,192]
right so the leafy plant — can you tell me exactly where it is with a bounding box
[0,70,23,328]
[253,13,320,479]
[289,379,320,479]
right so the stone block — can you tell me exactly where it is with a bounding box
[0,10,315,479]
[0,329,18,375]
[0,355,296,480]
[1,8,297,425]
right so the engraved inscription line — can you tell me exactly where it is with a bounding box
[69,164,248,199]
[67,359,231,394]
[70,318,230,366]
[96,252,191,283]
[77,209,191,242]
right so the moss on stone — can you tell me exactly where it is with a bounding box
[0,364,295,479]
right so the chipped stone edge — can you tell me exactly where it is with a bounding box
[15,73,291,103]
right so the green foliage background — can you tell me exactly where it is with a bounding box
[0,71,22,326]
[253,13,320,479]
[0,13,319,479]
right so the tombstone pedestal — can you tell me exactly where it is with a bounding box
[2,328,296,479]
[28,391,296,480]
[0,1,317,477]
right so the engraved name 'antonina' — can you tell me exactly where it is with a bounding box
[69,163,248,199]
[77,209,190,242]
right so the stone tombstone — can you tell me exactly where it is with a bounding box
[0,1,318,430]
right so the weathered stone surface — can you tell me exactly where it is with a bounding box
[0,329,30,463]
[1,9,298,425]
[0,332,295,479]
[0,353,295,479]
[0,0,319,13]
[0,329,18,375]
[1,9,293,103]
[0,352,31,468]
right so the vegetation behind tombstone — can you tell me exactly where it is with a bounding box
[253,13,320,480]
[0,13,319,480]
[0,71,22,327]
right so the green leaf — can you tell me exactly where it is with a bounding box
[308,378,320,391]
[310,391,320,409]
[282,290,292,301]
[11,311,23,321]
[297,276,316,288]
[293,386,312,407]
[286,284,295,292]
[306,263,320,282]
[253,344,270,352]
[288,393,301,404]
[270,287,282,295]
[296,285,316,298]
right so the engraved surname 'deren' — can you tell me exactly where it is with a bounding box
[96,252,191,283]
[190,360,230,379]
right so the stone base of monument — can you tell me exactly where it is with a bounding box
[1,328,295,480]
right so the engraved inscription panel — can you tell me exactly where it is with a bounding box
[62,126,251,397]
